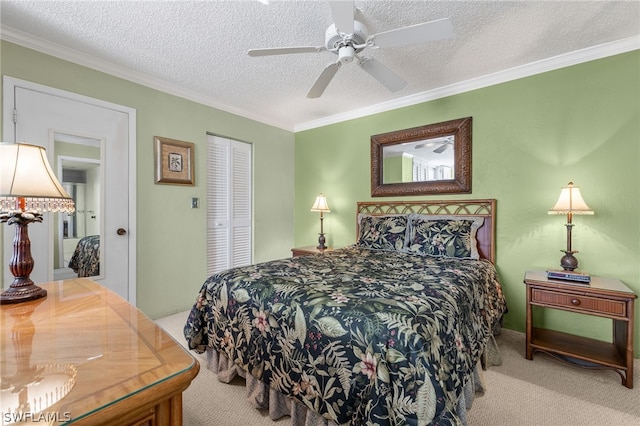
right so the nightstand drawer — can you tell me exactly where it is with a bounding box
[531,288,627,317]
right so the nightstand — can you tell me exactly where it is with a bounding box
[291,245,334,257]
[524,270,636,388]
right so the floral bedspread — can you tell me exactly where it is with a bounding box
[68,235,100,277]
[184,246,506,425]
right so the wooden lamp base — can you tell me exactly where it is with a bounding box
[0,283,47,304]
[1,214,47,305]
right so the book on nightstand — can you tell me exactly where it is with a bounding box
[546,269,591,284]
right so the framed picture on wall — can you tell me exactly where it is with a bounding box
[154,136,195,186]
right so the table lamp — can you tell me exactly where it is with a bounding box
[548,182,593,272]
[0,142,75,304]
[310,194,330,250]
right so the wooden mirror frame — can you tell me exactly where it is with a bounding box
[371,117,472,197]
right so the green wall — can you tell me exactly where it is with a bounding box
[383,155,403,183]
[0,41,295,319]
[294,51,640,354]
[383,154,413,183]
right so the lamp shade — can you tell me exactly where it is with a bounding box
[0,142,74,213]
[548,182,593,215]
[310,194,330,212]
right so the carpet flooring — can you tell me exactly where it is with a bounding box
[156,310,640,426]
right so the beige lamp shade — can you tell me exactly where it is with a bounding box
[548,182,593,215]
[310,194,330,212]
[0,142,74,213]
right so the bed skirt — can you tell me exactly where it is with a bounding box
[205,334,501,425]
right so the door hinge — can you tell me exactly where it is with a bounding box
[12,109,17,124]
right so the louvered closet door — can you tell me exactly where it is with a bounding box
[206,136,252,276]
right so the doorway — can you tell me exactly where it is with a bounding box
[2,77,137,302]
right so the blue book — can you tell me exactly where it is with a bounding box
[547,269,591,284]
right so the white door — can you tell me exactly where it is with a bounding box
[2,77,136,302]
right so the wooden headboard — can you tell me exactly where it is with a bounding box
[356,199,497,264]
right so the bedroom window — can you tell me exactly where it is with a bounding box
[206,135,253,276]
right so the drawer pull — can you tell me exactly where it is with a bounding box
[571,298,581,306]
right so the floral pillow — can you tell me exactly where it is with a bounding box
[356,214,409,251]
[406,214,484,260]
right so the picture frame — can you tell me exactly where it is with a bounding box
[154,136,195,186]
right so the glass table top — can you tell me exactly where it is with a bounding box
[1,278,198,424]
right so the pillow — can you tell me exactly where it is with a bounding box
[406,214,484,260]
[356,214,409,251]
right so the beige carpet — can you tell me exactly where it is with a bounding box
[156,310,640,426]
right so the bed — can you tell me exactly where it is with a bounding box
[67,234,100,277]
[184,199,507,425]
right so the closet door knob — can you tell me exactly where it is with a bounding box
[116,228,127,236]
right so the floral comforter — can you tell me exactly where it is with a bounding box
[184,246,506,425]
[68,235,100,277]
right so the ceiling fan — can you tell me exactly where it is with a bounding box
[415,135,454,153]
[247,1,454,98]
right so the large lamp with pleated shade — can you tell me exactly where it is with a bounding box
[548,182,593,273]
[310,194,330,250]
[1,142,75,304]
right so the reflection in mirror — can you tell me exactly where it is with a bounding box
[371,117,472,196]
[53,134,102,280]
[382,135,454,184]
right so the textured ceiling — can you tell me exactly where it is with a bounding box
[1,1,638,131]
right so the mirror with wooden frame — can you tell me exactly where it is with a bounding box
[371,117,472,196]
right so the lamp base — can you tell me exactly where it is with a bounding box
[559,251,579,271]
[1,212,47,304]
[317,233,327,250]
[0,282,47,305]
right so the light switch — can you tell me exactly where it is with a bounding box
[191,197,199,208]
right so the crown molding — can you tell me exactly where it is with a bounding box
[0,27,293,131]
[295,35,640,132]
[2,26,637,133]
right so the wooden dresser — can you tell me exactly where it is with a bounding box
[0,279,199,425]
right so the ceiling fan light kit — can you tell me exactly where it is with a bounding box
[338,45,356,63]
[247,1,454,98]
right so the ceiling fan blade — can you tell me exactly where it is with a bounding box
[415,142,433,149]
[358,58,407,92]
[329,0,354,35]
[306,62,341,98]
[433,143,448,154]
[248,46,325,57]
[367,18,454,48]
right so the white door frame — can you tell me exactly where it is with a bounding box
[2,76,137,304]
